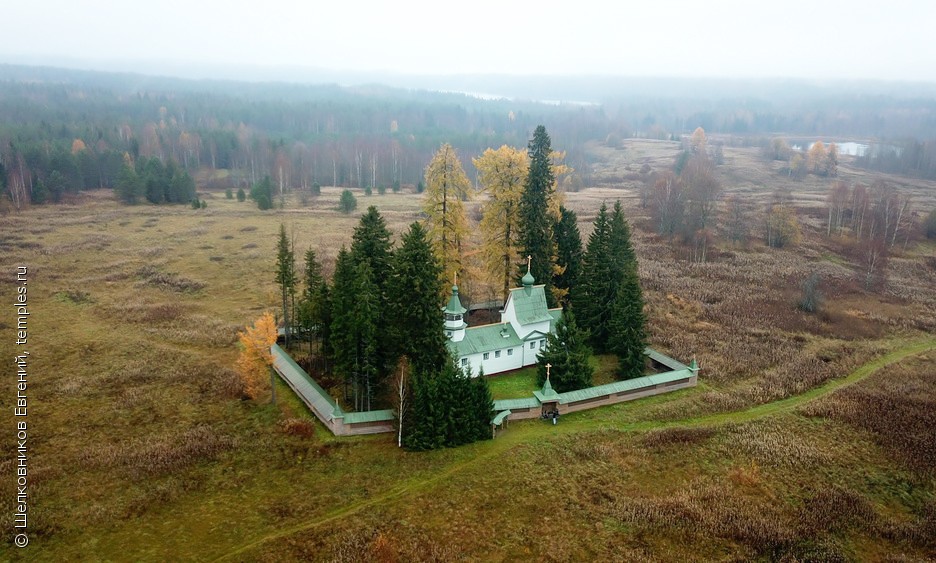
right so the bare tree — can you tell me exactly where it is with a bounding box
[394,357,409,448]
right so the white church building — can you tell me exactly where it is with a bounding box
[445,266,561,377]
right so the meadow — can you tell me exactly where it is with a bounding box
[0,140,933,561]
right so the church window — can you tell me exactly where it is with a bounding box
[530,342,535,349]
[539,339,546,348]
[495,350,501,358]
[460,358,468,367]
[507,348,513,356]
[483,352,489,360]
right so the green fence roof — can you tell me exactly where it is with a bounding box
[557,368,692,404]
[492,397,541,411]
[343,409,395,424]
[491,410,512,425]
[271,343,338,419]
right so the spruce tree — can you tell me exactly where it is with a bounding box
[469,375,494,442]
[389,222,448,375]
[352,261,381,411]
[553,206,583,308]
[441,362,468,446]
[338,189,357,213]
[349,206,394,383]
[31,177,49,204]
[401,360,493,451]
[330,248,357,403]
[608,265,647,379]
[350,206,393,292]
[116,161,141,204]
[143,157,167,204]
[536,311,593,393]
[574,203,615,352]
[298,248,325,356]
[606,200,646,378]
[251,176,274,210]
[518,125,557,305]
[609,200,636,280]
[402,369,443,451]
[274,224,297,348]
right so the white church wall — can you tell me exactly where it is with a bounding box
[459,346,525,377]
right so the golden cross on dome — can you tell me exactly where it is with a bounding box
[545,363,552,383]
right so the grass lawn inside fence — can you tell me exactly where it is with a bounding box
[485,354,623,401]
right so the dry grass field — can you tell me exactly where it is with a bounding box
[0,139,934,561]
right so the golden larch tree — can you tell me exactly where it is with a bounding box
[474,145,529,301]
[423,143,471,290]
[236,312,278,401]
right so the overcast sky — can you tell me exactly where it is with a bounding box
[3,0,935,82]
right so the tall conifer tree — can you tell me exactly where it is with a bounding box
[275,224,297,347]
[330,248,357,403]
[519,125,557,306]
[298,248,326,356]
[349,206,394,386]
[574,203,614,351]
[553,205,583,307]
[608,265,647,379]
[389,222,448,375]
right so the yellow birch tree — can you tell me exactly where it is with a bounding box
[808,141,827,175]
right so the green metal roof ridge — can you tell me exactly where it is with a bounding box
[493,397,541,411]
[556,368,693,404]
[271,344,337,409]
[491,410,512,425]
[645,347,690,371]
[342,409,395,424]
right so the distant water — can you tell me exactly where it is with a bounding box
[791,141,869,156]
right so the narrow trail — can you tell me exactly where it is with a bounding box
[213,337,936,562]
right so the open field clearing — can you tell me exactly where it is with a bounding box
[0,140,934,560]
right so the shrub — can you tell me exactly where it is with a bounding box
[339,189,357,214]
[225,187,233,199]
[925,208,936,239]
[236,187,246,202]
[798,273,822,313]
[377,185,386,195]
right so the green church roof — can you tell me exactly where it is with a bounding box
[444,284,467,315]
[508,284,554,325]
[448,323,522,357]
